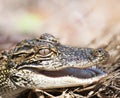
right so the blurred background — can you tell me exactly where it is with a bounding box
[0,0,120,51]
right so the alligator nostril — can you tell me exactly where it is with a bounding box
[92,48,105,57]
[97,48,105,54]
[98,49,102,53]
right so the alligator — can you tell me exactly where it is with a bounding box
[0,33,109,98]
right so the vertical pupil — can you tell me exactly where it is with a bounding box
[39,48,50,55]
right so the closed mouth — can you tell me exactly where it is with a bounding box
[21,65,106,79]
[17,65,107,88]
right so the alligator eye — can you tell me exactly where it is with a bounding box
[39,48,51,56]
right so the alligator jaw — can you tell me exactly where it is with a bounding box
[22,66,105,78]
[13,68,107,89]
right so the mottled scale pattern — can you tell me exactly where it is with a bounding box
[0,33,109,98]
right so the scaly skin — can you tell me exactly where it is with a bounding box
[0,33,109,98]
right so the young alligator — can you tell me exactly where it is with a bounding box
[0,33,109,98]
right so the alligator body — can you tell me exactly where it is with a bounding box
[0,33,109,98]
